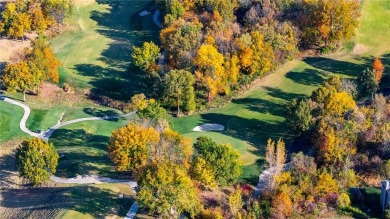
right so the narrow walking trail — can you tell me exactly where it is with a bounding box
[2,97,139,219]
[3,97,136,141]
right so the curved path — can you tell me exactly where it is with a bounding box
[2,97,139,218]
[3,97,136,141]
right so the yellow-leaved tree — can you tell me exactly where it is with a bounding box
[195,44,227,101]
[108,123,160,171]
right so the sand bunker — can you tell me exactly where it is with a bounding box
[193,124,225,132]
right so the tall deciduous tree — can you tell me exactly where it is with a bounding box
[16,138,59,185]
[190,156,216,188]
[300,0,360,49]
[137,161,202,218]
[195,44,226,101]
[266,138,286,190]
[358,68,379,98]
[1,61,35,101]
[372,58,384,83]
[194,136,242,186]
[286,98,313,135]
[163,69,196,115]
[132,41,160,74]
[107,123,160,171]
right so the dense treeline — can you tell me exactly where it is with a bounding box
[0,0,71,39]
[1,36,61,101]
[253,59,389,218]
[107,96,242,217]
[132,0,360,115]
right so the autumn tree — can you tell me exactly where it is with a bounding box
[27,37,61,86]
[265,138,286,190]
[194,136,242,186]
[229,187,243,217]
[271,185,293,218]
[190,156,217,188]
[372,58,384,83]
[314,169,339,198]
[130,93,151,111]
[324,91,356,117]
[16,138,59,185]
[132,42,160,75]
[286,98,313,135]
[195,44,226,101]
[0,1,31,39]
[29,2,49,33]
[1,61,35,101]
[138,101,169,127]
[163,69,196,115]
[137,161,202,218]
[153,129,193,169]
[41,0,71,25]
[299,0,360,49]
[164,0,185,25]
[107,123,160,171]
[1,37,60,100]
[160,19,203,69]
[358,68,379,98]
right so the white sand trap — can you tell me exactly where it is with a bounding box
[193,123,225,132]
[139,10,151,16]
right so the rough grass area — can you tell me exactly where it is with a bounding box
[172,0,390,184]
[50,118,132,178]
[0,183,135,219]
[51,0,159,101]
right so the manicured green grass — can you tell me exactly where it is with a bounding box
[0,101,28,143]
[50,118,132,178]
[51,0,159,101]
[173,0,390,184]
[355,0,390,56]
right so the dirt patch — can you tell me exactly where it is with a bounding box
[0,139,25,189]
[0,33,37,63]
[35,82,87,106]
[352,43,370,55]
[0,187,70,219]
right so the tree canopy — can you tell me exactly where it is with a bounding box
[16,138,59,185]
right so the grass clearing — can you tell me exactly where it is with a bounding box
[50,118,132,178]
[51,0,159,101]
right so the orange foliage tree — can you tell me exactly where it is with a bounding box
[372,58,384,83]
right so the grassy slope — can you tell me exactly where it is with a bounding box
[51,0,159,101]
[1,0,158,142]
[173,0,390,184]
[0,102,27,143]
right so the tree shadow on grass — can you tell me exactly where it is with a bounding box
[303,57,370,78]
[240,158,266,185]
[83,107,120,119]
[50,129,116,178]
[0,186,134,218]
[263,86,307,101]
[68,1,159,101]
[231,97,287,117]
[285,68,329,86]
